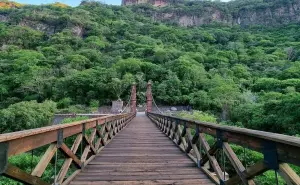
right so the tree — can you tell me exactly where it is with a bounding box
[0,101,57,133]
[208,75,241,120]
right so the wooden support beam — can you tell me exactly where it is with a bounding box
[199,133,223,180]
[223,142,255,185]
[84,135,97,154]
[278,163,300,185]
[200,143,218,166]
[89,128,97,145]
[57,134,82,184]
[31,144,57,177]
[59,143,82,169]
[186,128,201,163]
[4,164,50,185]
[61,169,81,185]
[225,161,268,185]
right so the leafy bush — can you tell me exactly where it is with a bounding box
[0,100,57,133]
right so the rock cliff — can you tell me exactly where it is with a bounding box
[133,0,300,27]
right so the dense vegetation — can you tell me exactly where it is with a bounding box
[0,0,299,136]
[0,0,299,184]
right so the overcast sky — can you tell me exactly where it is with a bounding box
[16,0,231,6]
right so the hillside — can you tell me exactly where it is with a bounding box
[0,0,299,136]
[0,1,300,184]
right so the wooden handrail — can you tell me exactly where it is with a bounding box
[0,113,136,185]
[148,112,300,185]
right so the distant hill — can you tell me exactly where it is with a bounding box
[0,0,22,8]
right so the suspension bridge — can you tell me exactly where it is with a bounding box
[0,82,300,185]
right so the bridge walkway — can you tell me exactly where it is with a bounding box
[70,114,214,185]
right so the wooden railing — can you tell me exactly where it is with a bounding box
[0,113,135,185]
[148,112,300,185]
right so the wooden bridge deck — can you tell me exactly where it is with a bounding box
[70,114,214,185]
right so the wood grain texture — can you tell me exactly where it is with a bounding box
[31,143,57,177]
[70,114,213,185]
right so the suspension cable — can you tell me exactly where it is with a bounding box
[120,94,132,114]
[54,150,58,185]
[151,93,164,114]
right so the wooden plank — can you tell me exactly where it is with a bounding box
[278,163,300,185]
[74,174,208,181]
[4,164,50,185]
[70,179,215,185]
[31,143,57,177]
[69,115,213,185]
[62,169,81,185]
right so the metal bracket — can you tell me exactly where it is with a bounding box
[192,126,200,144]
[57,129,64,148]
[195,126,200,137]
[82,123,86,136]
[219,179,225,185]
[263,140,279,170]
[0,142,8,175]
[197,159,201,168]
[216,129,223,148]
[181,123,187,137]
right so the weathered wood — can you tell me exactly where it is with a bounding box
[70,179,215,185]
[62,169,81,185]
[31,143,57,177]
[84,135,97,154]
[186,128,201,163]
[57,133,83,183]
[60,143,82,168]
[148,113,300,166]
[4,164,50,185]
[278,163,300,185]
[70,115,213,185]
[225,161,268,185]
[200,143,218,166]
[81,145,91,163]
[223,142,255,185]
[199,133,223,180]
[0,114,132,157]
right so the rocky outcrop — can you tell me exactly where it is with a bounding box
[141,0,300,27]
[123,0,168,7]
[0,13,84,36]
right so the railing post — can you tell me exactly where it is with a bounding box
[130,83,136,113]
[146,81,152,113]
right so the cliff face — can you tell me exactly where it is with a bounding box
[123,0,168,7]
[137,0,300,27]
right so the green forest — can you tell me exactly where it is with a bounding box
[0,0,300,184]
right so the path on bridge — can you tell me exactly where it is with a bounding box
[70,114,214,185]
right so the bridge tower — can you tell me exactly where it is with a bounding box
[146,81,152,112]
[130,83,136,113]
